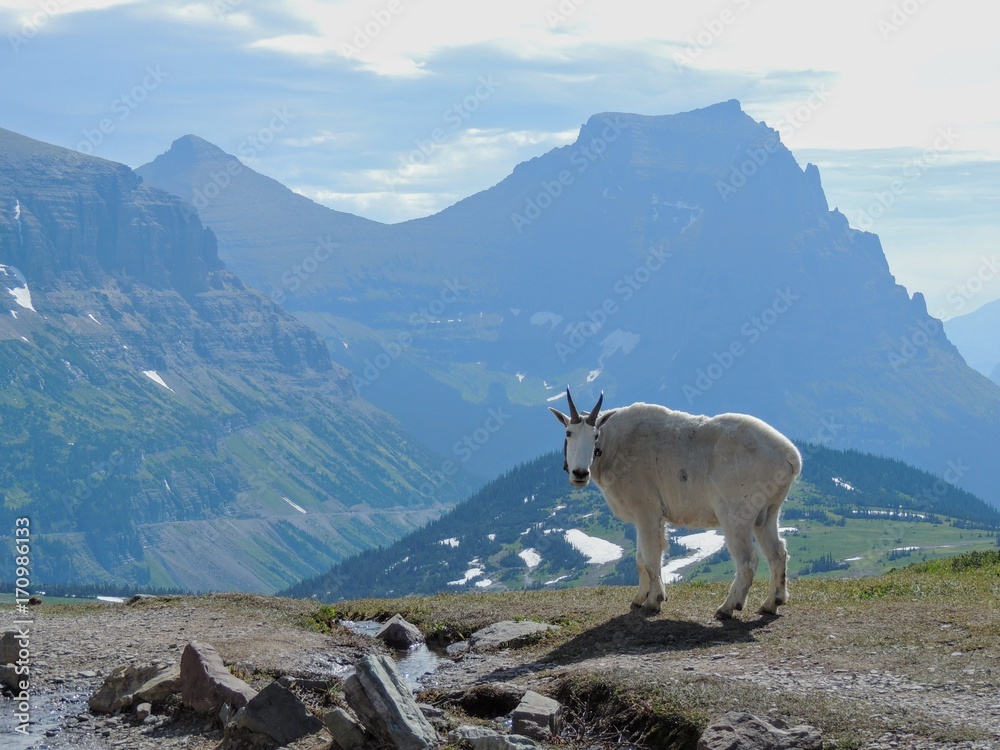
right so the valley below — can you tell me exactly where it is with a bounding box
[3,553,999,750]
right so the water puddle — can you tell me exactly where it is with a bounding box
[341,620,448,691]
[0,690,89,750]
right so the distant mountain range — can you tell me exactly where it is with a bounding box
[0,128,469,593]
[283,443,1000,602]
[945,297,1000,386]
[139,101,1000,506]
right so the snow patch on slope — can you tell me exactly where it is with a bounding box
[661,530,726,583]
[282,496,307,514]
[142,370,175,393]
[1,264,36,312]
[564,529,623,564]
[518,548,541,569]
[447,567,483,586]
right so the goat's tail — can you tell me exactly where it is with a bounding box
[786,444,803,479]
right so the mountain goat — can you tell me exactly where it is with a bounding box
[550,389,801,619]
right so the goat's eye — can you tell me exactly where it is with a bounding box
[566,430,572,438]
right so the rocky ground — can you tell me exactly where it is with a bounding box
[2,569,999,749]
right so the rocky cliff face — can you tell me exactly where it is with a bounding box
[138,103,1000,506]
[1,129,219,296]
[0,128,467,592]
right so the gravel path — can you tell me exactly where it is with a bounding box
[3,594,999,749]
[1,595,364,750]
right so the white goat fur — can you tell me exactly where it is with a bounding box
[551,395,802,619]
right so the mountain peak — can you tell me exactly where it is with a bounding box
[157,134,233,167]
[580,99,752,137]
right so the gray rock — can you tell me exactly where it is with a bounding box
[134,702,152,721]
[324,707,369,750]
[417,702,450,733]
[1,664,21,691]
[133,663,182,704]
[697,712,823,750]
[344,653,438,750]
[511,689,563,740]
[233,680,325,745]
[376,615,425,649]
[450,725,540,750]
[417,702,445,721]
[89,664,174,714]
[180,641,257,715]
[468,621,560,651]
[1,630,21,664]
[219,702,237,727]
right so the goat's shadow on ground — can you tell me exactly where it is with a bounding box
[478,609,775,682]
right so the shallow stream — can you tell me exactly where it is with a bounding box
[341,620,449,690]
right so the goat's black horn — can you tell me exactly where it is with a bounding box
[566,387,581,423]
[586,392,604,426]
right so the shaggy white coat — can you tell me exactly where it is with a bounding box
[552,399,802,619]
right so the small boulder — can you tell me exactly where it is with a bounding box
[697,712,823,750]
[1,665,20,691]
[180,641,257,715]
[233,681,325,745]
[468,621,559,651]
[135,703,152,721]
[1,630,21,664]
[324,707,369,750]
[344,653,438,750]
[89,664,175,714]
[450,725,540,750]
[219,702,237,727]
[510,690,563,740]
[134,663,182,705]
[376,615,425,649]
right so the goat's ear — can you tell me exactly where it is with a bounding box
[597,411,616,428]
[549,407,570,427]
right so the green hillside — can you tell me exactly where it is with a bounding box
[0,127,468,594]
[283,444,1000,601]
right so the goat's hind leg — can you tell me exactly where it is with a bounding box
[714,527,758,620]
[754,504,788,615]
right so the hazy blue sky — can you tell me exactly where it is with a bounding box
[2,0,997,315]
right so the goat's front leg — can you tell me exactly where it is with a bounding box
[634,520,666,613]
[631,539,650,609]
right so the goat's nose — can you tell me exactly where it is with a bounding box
[571,468,589,480]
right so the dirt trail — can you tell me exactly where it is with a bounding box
[2,591,999,749]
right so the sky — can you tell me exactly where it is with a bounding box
[1,0,998,316]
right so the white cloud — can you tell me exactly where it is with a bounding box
[282,130,347,147]
[290,127,578,222]
[207,0,1000,162]
[4,0,997,311]
[153,3,255,27]
[0,0,139,15]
